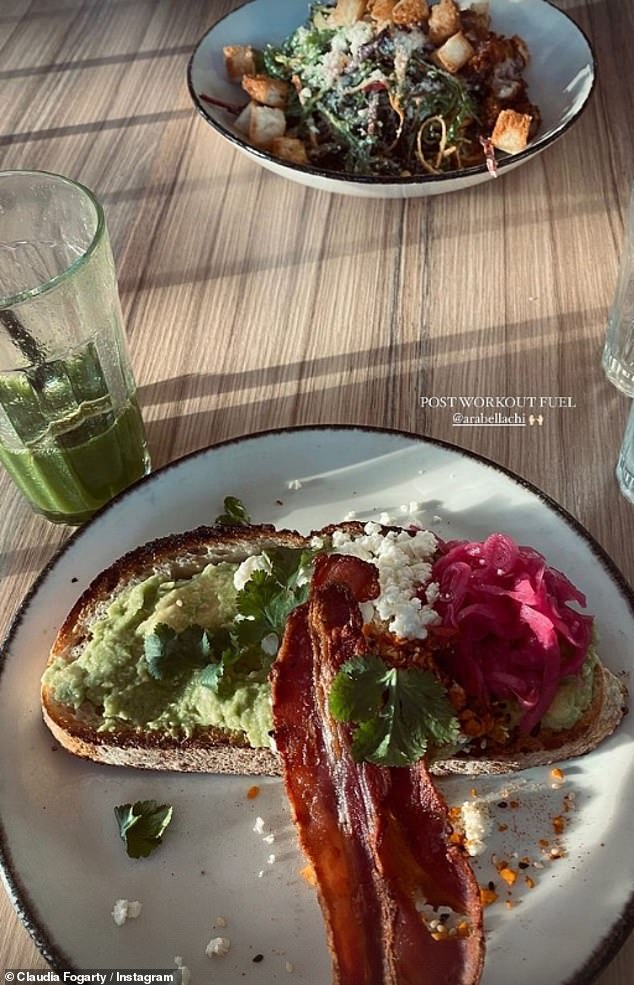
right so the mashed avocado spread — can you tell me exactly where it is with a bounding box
[43,562,275,748]
[541,646,597,730]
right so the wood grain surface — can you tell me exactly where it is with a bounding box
[0,0,632,982]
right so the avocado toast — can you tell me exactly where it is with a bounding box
[41,519,627,775]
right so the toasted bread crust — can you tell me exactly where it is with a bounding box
[42,523,628,776]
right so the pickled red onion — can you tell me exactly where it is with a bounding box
[431,533,593,732]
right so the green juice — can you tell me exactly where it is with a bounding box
[0,343,150,524]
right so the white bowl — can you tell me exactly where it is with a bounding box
[187,0,595,199]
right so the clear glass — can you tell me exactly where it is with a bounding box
[602,182,634,396]
[616,400,634,504]
[0,170,150,524]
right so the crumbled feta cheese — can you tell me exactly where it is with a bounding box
[173,957,191,985]
[460,800,493,857]
[310,535,325,550]
[234,554,271,591]
[267,853,276,864]
[343,510,357,520]
[296,561,313,587]
[206,937,231,958]
[331,522,440,639]
[253,816,265,834]
[287,478,303,490]
[263,833,275,844]
[261,632,279,656]
[111,899,142,926]
[425,581,440,604]
[378,511,393,525]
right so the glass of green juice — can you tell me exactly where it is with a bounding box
[0,170,150,524]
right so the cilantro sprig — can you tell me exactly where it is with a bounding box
[214,496,251,526]
[114,799,173,858]
[236,548,313,637]
[329,654,459,767]
[142,548,314,694]
[144,624,219,680]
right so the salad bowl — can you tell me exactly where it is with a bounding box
[187,0,596,199]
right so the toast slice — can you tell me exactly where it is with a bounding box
[41,524,306,775]
[41,522,628,775]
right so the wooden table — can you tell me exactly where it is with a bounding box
[0,1,632,981]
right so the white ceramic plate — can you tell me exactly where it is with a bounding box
[1,426,632,984]
[187,0,596,198]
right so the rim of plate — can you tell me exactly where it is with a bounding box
[186,0,597,190]
[0,424,632,981]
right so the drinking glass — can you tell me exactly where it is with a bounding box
[616,401,634,504]
[602,182,634,395]
[0,170,150,524]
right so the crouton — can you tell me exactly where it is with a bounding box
[241,74,289,109]
[248,105,286,148]
[428,0,461,45]
[234,101,253,135]
[331,0,367,26]
[270,136,309,165]
[368,0,397,23]
[392,0,429,26]
[490,109,532,154]
[223,44,257,83]
[433,31,474,73]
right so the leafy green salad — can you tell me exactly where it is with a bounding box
[224,1,539,177]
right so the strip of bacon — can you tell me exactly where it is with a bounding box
[271,556,485,985]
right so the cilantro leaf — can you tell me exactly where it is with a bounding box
[144,547,313,694]
[114,799,173,858]
[214,496,251,526]
[328,654,387,722]
[199,661,224,690]
[236,549,312,638]
[144,624,218,680]
[329,655,459,767]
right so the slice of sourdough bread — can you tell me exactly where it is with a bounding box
[42,524,306,775]
[41,523,628,776]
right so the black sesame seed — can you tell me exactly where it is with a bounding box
[518,861,529,870]
[487,881,496,891]
[497,801,508,809]
[252,954,264,963]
